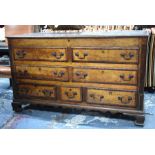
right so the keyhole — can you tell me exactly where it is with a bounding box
[102,50,105,54]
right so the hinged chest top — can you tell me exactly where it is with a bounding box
[7,30,149,126]
[7,30,149,38]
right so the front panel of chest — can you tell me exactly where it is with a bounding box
[9,37,145,111]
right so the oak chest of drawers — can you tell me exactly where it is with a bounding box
[7,31,148,126]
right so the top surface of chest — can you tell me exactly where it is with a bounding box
[7,31,148,48]
[7,31,149,38]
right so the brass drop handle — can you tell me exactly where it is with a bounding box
[65,89,77,99]
[17,70,29,76]
[89,94,104,101]
[52,71,65,78]
[75,71,88,79]
[118,96,132,104]
[120,52,134,60]
[42,89,53,97]
[16,50,26,58]
[51,52,64,59]
[120,74,134,81]
[75,52,88,59]
[89,94,95,99]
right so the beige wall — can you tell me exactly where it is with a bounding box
[5,25,34,44]
[5,25,34,37]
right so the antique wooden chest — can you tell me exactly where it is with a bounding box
[7,31,148,126]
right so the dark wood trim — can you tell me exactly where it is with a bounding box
[13,63,138,71]
[7,40,17,99]
[69,65,138,71]
[135,38,147,111]
[72,60,138,65]
[12,98,144,114]
[15,81,137,92]
[11,46,67,49]
[72,46,140,50]
[139,43,147,93]
[67,47,72,62]
[139,94,144,111]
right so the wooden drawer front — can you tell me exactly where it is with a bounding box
[70,38,140,47]
[87,88,136,107]
[15,66,69,81]
[16,84,56,99]
[13,48,67,61]
[60,87,82,102]
[73,68,137,85]
[10,39,68,47]
[73,49,138,63]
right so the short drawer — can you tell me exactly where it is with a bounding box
[15,84,56,99]
[13,48,67,61]
[73,49,138,63]
[15,66,69,81]
[73,68,137,85]
[87,88,137,107]
[60,87,82,102]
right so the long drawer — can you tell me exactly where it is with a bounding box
[13,48,67,61]
[72,68,137,85]
[73,48,138,63]
[15,66,69,81]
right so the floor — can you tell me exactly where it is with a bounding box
[0,78,155,129]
